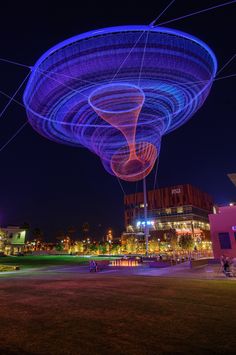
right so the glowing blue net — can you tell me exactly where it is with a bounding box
[23,25,217,181]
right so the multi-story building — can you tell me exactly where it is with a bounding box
[124,184,213,240]
[0,226,26,255]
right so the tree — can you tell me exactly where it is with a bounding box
[149,238,160,254]
[0,229,7,253]
[110,243,121,255]
[126,236,138,254]
[98,243,107,255]
[74,241,84,254]
[166,229,178,251]
[178,235,194,251]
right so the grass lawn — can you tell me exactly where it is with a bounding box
[0,275,236,354]
[0,255,112,270]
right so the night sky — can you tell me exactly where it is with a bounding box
[0,0,235,240]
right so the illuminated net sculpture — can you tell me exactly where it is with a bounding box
[23,26,217,181]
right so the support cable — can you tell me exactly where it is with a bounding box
[138,30,150,86]
[0,89,26,108]
[0,72,31,119]
[0,121,28,153]
[150,0,176,26]
[116,176,126,195]
[110,31,146,82]
[217,53,236,76]
[153,156,160,191]
[0,57,31,69]
[154,0,236,27]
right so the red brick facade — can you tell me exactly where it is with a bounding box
[124,184,213,226]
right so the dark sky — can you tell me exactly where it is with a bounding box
[0,0,235,240]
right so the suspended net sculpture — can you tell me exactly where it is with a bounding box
[23,25,217,181]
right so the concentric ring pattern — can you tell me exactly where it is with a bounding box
[23,25,217,181]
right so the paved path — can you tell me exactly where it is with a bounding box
[1,261,236,281]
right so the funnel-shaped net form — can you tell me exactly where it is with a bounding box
[23,25,217,181]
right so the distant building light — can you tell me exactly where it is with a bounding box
[229,202,234,206]
[232,226,236,231]
[139,203,148,208]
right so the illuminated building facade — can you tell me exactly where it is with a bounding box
[0,226,26,255]
[124,184,213,240]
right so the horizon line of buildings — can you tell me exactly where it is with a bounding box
[1,180,236,258]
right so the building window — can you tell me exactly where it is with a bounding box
[218,233,231,249]
[177,207,183,214]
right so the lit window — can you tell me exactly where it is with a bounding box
[177,207,183,213]
[140,203,148,208]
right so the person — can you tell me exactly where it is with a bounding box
[89,260,93,272]
[220,255,226,271]
[89,260,97,272]
[223,257,232,276]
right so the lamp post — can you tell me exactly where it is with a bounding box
[143,177,149,255]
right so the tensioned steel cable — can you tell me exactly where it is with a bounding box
[0,121,28,153]
[0,57,31,69]
[217,54,236,76]
[150,0,176,26]
[154,0,236,27]
[0,72,31,119]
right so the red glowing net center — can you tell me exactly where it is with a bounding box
[89,84,157,181]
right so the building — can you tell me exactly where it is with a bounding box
[209,205,236,259]
[124,184,213,240]
[0,226,26,255]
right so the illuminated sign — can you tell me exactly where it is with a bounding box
[136,221,154,227]
[171,188,181,194]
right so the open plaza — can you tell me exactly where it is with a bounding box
[1,255,236,354]
[1,0,236,354]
